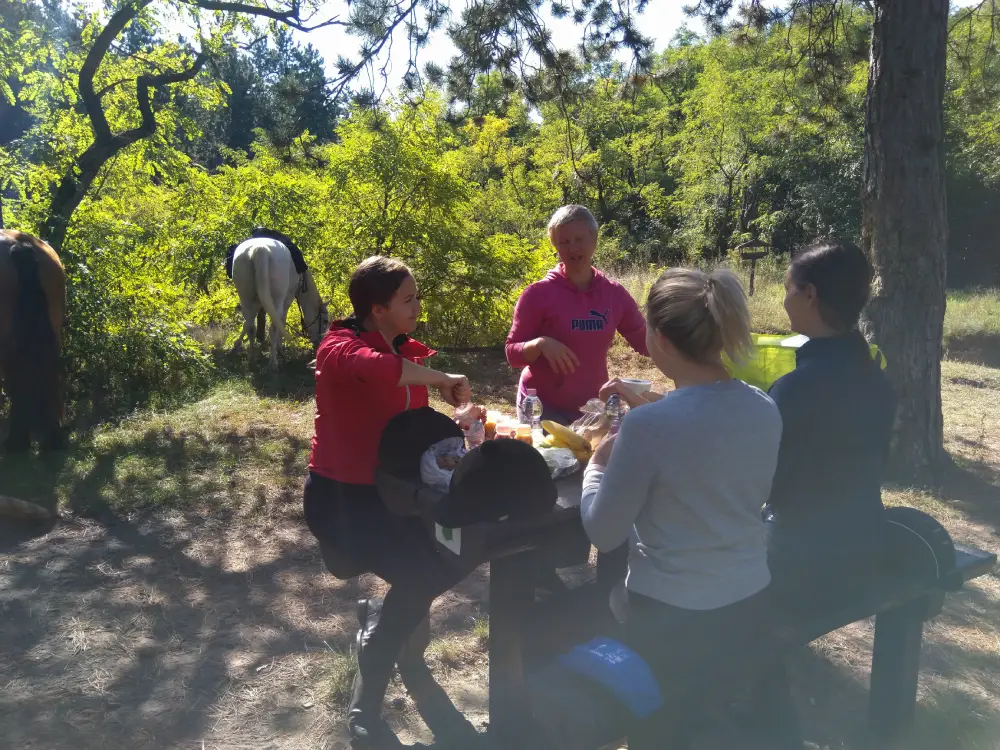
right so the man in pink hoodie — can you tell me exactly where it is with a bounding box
[506,204,649,424]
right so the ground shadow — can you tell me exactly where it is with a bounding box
[946,333,1000,370]
[940,458,1000,534]
[0,442,70,552]
[212,346,317,402]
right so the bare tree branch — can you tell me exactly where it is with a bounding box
[78,0,156,143]
[44,49,209,249]
[179,0,346,31]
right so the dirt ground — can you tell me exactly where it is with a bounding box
[1,349,999,750]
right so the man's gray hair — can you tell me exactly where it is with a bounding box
[547,204,599,236]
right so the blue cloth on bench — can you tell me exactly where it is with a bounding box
[557,637,664,718]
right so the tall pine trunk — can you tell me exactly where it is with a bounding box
[861,0,949,485]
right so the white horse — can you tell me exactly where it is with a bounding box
[231,238,329,371]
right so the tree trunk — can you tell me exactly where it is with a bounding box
[42,141,119,251]
[861,0,949,485]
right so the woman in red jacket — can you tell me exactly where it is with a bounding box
[304,256,471,747]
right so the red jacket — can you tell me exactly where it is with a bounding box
[309,320,434,485]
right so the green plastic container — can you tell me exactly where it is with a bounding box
[724,333,887,392]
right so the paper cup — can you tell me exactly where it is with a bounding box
[619,378,652,398]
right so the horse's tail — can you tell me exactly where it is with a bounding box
[252,246,281,327]
[10,242,54,357]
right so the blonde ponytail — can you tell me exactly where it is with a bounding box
[646,267,752,365]
[704,269,752,363]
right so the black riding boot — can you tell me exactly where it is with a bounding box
[348,599,412,748]
[354,599,479,746]
[356,598,431,665]
[347,652,403,748]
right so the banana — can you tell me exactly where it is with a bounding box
[541,420,591,453]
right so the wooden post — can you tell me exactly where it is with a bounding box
[868,594,940,740]
[734,239,770,298]
[489,550,537,741]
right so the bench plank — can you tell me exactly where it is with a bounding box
[518,545,996,749]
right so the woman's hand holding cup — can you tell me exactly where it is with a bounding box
[599,378,659,409]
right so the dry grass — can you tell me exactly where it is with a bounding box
[945,290,1000,341]
[613,263,1000,352]
[327,649,359,708]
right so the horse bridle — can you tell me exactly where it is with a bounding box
[296,274,327,339]
[298,299,325,336]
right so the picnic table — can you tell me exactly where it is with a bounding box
[413,472,996,748]
[376,454,997,748]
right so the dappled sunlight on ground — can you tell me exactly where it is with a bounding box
[1,343,999,749]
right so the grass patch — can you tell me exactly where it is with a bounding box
[326,649,358,708]
[472,615,490,648]
[613,264,1000,353]
[0,379,314,516]
[945,289,1000,341]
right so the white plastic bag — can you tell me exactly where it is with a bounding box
[536,447,582,480]
[420,437,467,492]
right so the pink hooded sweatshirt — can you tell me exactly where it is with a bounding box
[506,265,649,416]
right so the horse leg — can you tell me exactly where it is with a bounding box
[269,314,283,372]
[38,358,66,451]
[255,310,267,344]
[3,362,32,453]
[233,303,258,354]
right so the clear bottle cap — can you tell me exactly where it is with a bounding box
[526,388,537,397]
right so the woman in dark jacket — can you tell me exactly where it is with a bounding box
[753,241,896,749]
[766,241,896,605]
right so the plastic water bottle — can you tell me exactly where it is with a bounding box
[605,393,624,436]
[465,420,485,449]
[520,388,543,433]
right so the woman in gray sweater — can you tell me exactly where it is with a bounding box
[581,267,783,748]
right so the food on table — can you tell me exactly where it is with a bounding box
[541,420,591,453]
[516,424,533,445]
[436,454,462,470]
[536,447,581,479]
[484,409,505,440]
[580,421,609,450]
[494,421,518,440]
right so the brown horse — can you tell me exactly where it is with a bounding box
[0,230,66,451]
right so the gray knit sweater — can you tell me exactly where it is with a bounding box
[581,380,782,610]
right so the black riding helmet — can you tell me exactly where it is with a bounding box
[377,407,557,527]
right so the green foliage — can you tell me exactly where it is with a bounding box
[61,246,213,417]
[4,0,1000,420]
